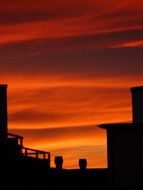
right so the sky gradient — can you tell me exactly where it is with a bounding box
[0,0,143,168]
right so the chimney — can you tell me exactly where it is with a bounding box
[130,86,143,123]
[54,156,63,170]
[0,84,8,142]
[79,158,87,170]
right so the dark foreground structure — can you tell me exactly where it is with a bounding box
[0,84,108,189]
[99,86,143,188]
[0,84,143,189]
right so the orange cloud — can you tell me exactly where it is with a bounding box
[114,40,143,48]
[7,81,131,128]
[0,0,143,168]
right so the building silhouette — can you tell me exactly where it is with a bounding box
[1,83,143,189]
[0,84,107,189]
[99,86,143,187]
[0,84,51,188]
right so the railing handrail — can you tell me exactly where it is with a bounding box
[8,133,24,139]
[22,147,50,160]
[23,147,50,155]
[7,133,50,163]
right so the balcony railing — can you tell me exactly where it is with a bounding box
[22,147,50,160]
[7,133,50,165]
[8,133,24,147]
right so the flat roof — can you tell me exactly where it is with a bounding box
[98,123,143,130]
[130,86,143,92]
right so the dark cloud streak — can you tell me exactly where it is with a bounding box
[0,29,143,77]
[9,125,104,142]
[9,109,67,123]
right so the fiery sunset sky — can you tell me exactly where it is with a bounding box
[0,0,143,168]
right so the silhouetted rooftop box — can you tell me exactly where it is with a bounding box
[131,86,143,123]
[99,86,143,187]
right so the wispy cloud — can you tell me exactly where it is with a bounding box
[7,86,131,129]
[0,0,142,44]
[1,0,143,168]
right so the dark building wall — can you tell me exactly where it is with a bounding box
[107,127,143,186]
[0,85,7,142]
[131,87,143,123]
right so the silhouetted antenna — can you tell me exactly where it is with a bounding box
[0,84,8,142]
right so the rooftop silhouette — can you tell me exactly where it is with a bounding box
[99,86,143,187]
[1,84,143,189]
